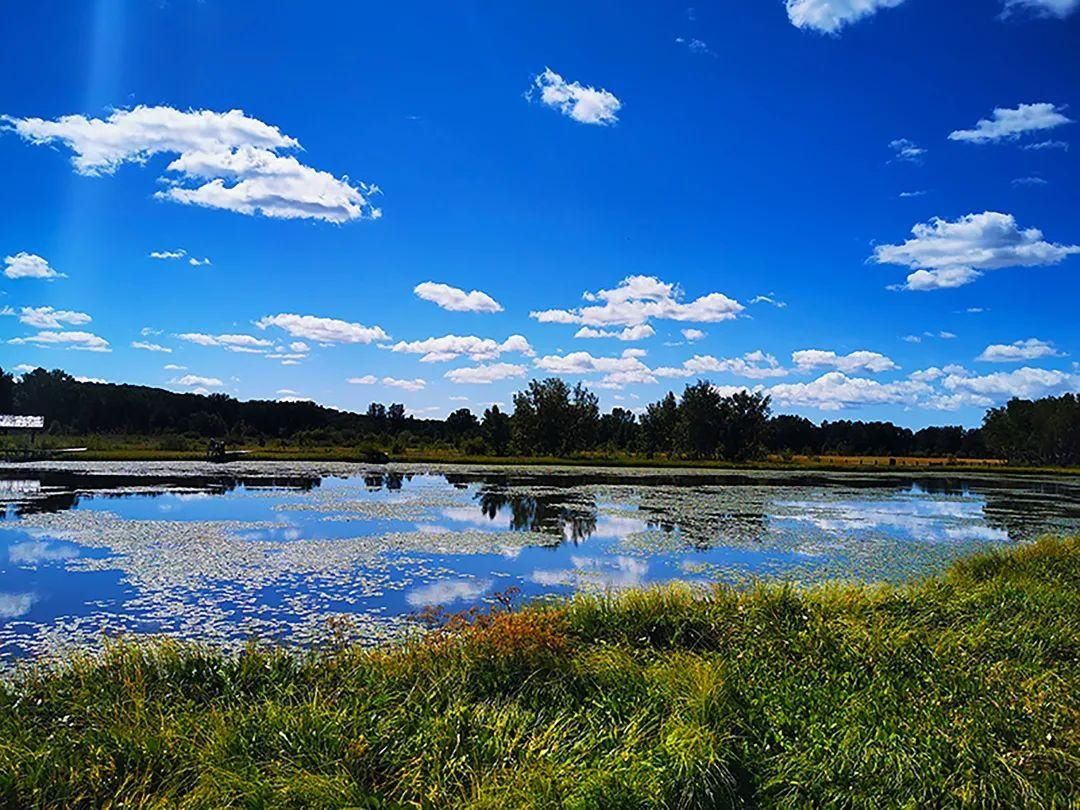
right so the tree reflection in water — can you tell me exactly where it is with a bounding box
[474,486,597,543]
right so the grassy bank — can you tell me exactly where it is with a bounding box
[8,434,1059,474]
[1,538,1077,807]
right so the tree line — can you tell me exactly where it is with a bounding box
[1,366,1076,464]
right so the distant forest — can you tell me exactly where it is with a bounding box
[2,367,1078,465]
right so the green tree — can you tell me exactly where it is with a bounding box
[0,367,15,413]
[639,392,678,455]
[511,378,599,456]
[718,390,771,461]
[675,381,723,458]
[481,405,512,455]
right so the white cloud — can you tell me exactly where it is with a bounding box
[768,372,930,411]
[414,282,502,313]
[256,313,389,345]
[188,256,212,267]
[288,341,309,353]
[1021,139,1069,151]
[792,349,898,373]
[387,334,533,363]
[948,103,1073,144]
[873,211,1080,291]
[445,363,528,384]
[150,249,185,260]
[3,106,380,222]
[177,333,273,353]
[163,363,186,371]
[1001,0,1079,17]
[899,190,927,198]
[655,351,789,380]
[924,392,995,411]
[943,367,1076,399]
[131,341,172,353]
[889,137,926,162]
[909,367,945,382]
[348,375,378,385]
[382,377,427,391]
[749,294,787,308]
[8,306,91,329]
[534,350,656,389]
[8,331,110,352]
[531,275,743,329]
[785,0,906,34]
[574,324,656,341]
[977,338,1062,362]
[527,68,621,126]
[1012,176,1048,186]
[681,328,706,341]
[675,36,714,56]
[4,252,65,280]
[172,374,224,388]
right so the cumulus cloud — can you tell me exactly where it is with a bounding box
[382,377,427,391]
[948,103,1073,144]
[977,338,1063,362]
[387,334,533,363]
[8,331,110,352]
[534,350,656,389]
[531,275,743,330]
[873,211,1080,291]
[943,366,1076,399]
[131,341,172,353]
[188,256,212,267]
[444,363,528,384]
[527,68,621,126]
[681,329,706,341]
[177,332,273,353]
[172,374,224,388]
[768,372,930,410]
[785,0,906,34]
[2,106,380,222]
[889,138,926,162]
[6,306,91,329]
[150,249,185,260]
[256,313,389,345]
[655,351,789,380]
[792,349,899,373]
[3,252,65,280]
[574,324,656,341]
[414,282,502,313]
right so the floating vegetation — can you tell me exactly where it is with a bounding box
[1,461,1079,662]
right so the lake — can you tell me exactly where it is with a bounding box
[2,461,1078,661]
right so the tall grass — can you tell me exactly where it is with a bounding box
[1,537,1077,807]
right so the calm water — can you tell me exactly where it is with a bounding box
[2,461,1079,660]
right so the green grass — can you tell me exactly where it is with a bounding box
[1,537,1078,808]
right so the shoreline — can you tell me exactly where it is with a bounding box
[2,536,1076,806]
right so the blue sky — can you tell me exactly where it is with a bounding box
[1,0,1078,427]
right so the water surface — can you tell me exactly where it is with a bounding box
[2,461,1078,660]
